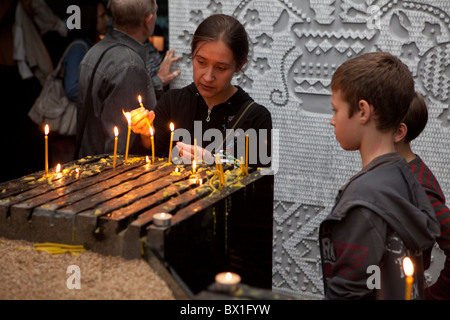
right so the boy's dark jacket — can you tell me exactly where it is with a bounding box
[319,153,440,299]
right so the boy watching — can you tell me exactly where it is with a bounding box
[320,52,440,299]
[394,92,450,300]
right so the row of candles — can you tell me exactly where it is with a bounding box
[44,96,250,174]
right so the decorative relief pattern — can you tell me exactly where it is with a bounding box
[169,0,450,299]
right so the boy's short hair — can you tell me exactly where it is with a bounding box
[331,52,415,131]
[403,92,428,143]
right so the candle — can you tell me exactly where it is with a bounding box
[402,257,414,300]
[138,95,144,108]
[55,163,62,178]
[123,111,132,163]
[192,160,196,174]
[245,134,249,173]
[216,154,225,187]
[113,126,118,169]
[150,126,155,164]
[215,272,241,292]
[240,156,247,175]
[168,122,174,164]
[44,124,49,175]
[153,212,172,227]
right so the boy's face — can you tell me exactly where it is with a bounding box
[330,90,362,151]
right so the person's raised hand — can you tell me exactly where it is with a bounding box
[157,49,181,86]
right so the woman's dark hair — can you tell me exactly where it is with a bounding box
[191,14,249,70]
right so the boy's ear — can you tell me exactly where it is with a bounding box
[394,122,408,143]
[358,100,372,124]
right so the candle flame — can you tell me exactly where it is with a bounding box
[114,126,119,137]
[146,155,150,163]
[56,163,61,173]
[150,126,154,136]
[175,167,179,172]
[45,124,49,135]
[192,160,196,172]
[161,213,165,218]
[170,122,174,132]
[138,95,142,104]
[225,272,232,280]
[198,179,202,185]
[402,257,414,277]
[123,111,131,126]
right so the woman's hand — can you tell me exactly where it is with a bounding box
[176,141,214,164]
[129,107,155,137]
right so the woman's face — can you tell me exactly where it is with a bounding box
[192,40,239,107]
[96,2,109,36]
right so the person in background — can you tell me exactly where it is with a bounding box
[145,41,181,100]
[45,0,109,166]
[320,52,440,299]
[0,0,56,181]
[394,92,450,300]
[64,0,109,102]
[76,0,159,159]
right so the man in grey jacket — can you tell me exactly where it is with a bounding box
[76,0,158,158]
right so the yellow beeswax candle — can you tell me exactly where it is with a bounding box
[44,124,49,175]
[168,122,174,164]
[113,126,118,169]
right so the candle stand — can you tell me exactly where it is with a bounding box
[0,154,273,297]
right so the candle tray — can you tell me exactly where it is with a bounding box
[0,154,273,296]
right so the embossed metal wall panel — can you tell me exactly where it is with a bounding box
[168,0,449,299]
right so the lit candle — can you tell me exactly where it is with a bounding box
[216,154,225,187]
[138,95,144,108]
[240,156,247,175]
[192,159,196,174]
[44,124,49,175]
[150,126,155,164]
[123,110,132,163]
[403,257,414,300]
[245,134,249,173]
[153,212,172,227]
[215,272,241,292]
[113,126,118,169]
[168,122,174,164]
